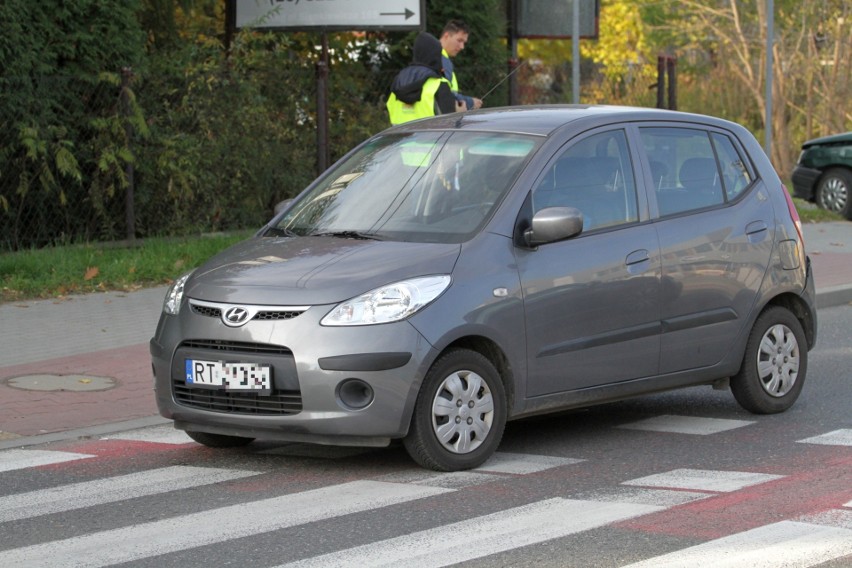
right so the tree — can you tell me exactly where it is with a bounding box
[666,0,851,173]
[0,0,146,248]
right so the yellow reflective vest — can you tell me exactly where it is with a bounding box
[387,77,451,125]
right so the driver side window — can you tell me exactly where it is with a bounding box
[533,130,639,232]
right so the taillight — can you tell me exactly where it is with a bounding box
[782,184,806,266]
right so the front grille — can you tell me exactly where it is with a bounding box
[174,340,302,415]
[254,310,303,321]
[173,382,302,415]
[189,301,305,322]
[191,304,221,318]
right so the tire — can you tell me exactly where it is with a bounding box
[815,167,852,220]
[730,306,807,414]
[185,431,255,448]
[403,349,507,471]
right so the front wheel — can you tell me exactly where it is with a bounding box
[730,306,807,414]
[185,430,255,448]
[404,349,507,471]
[815,167,852,220]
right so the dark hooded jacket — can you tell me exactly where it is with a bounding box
[389,32,456,114]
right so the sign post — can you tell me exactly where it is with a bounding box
[230,0,424,174]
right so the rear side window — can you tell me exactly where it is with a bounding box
[532,130,639,231]
[640,128,725,216]
[710,132,753,200]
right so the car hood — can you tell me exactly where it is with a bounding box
[801,131,852,148]
[185,236,461,305]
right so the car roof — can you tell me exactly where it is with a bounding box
[385,105,741,137]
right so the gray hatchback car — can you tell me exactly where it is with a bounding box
[151,106,817,471]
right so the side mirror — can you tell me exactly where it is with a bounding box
[523,207,583,247]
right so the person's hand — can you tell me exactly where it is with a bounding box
[455,100,467,112]
[472,97,483,109]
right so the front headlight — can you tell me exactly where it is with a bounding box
[163,271,193,315]
[321,275,451,326]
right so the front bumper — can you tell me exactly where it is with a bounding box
[150,302,437,446]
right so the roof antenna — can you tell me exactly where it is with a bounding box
[480,59,528,101]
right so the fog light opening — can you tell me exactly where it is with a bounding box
[337,379,374,410]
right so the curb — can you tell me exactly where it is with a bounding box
[0,415,171,451]
[816,284,852,310]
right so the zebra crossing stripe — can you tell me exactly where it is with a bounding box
[275,498,666,568]
[623,468,784,493]
[0,450,95,473]
[797,429,852,447]
[0,466,260,523]
[0,480,452,568]
[618,520,852,567]
[103,425,193,444]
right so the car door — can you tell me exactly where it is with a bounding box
[638,125,774,373]
[516,128,662,397]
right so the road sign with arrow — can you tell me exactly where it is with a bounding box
[235,0,424,31]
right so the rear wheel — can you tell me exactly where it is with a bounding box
[185,431,255,448]
[404,349,507,471]
[815,168,852,220]
[731,306,807,414]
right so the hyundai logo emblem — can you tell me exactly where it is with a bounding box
[222,306,251,327]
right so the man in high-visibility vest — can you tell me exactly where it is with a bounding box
[440,20,482,111]
[387,32,461,125]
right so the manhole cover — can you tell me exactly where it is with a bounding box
[5,374,117,392]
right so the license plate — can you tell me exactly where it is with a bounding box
[185,359,272,393]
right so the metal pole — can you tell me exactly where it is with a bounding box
[121,67,136,242]
[765,0,774,157]
[316,32,329,174]
[572,0,580,104]
[667,56,677,110]
[508,0,518,105]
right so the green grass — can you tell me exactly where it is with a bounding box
[793,197,846,223]
[0,231,253,303]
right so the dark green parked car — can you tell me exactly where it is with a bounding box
[791,131,852,220]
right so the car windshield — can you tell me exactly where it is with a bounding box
[269,131,540,243]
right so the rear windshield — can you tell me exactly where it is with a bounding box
[270,131,540,244]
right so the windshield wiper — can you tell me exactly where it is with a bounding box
[309,230,383,240]
[263,226,299,238]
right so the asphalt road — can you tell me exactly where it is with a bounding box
[1,304,850,568]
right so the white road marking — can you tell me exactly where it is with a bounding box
[102,424,194,444]
[619,520,852,567]
[0,465,260,522]
[574,487,713,507]
[617,415,754,435]
[277,498,665,568]
[0,449,95,473]
[796,509,852,530]
[797,429,852,447]
[475,452,584,474]
[623,468,784,493]
[0,480,452,567]
[375,470,506,489]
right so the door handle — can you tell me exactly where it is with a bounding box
[626,249,651,275]
[626,249,650,266]
[746,220,768,243]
